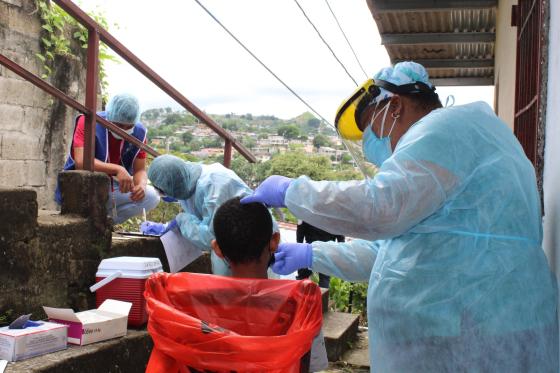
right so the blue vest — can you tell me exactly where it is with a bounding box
[54,111,147,204]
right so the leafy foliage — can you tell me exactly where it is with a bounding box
[312,134,331,149]
[35,0,118,102]
[277,124,301,139]
[329,277,368,324]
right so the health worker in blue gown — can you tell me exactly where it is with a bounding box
[242,61,558,372]
[142,154,255,276]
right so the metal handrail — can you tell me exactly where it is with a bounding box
[0,0,256,169]
[53,0,255,167]
[0,53,156,156]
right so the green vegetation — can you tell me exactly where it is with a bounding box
[312,133,331,149]
[277,124,301,139]
[329,278,368,325]
[34,0,117,102]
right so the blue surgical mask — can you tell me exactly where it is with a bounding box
[362,102,397,167]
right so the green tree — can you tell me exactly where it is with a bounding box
[242,136,256,149]
[223,122,239,131]
[163,113,185,125]
[307,117,321,129]
[182,131,193,145]
[266,151,331,180]
[341,153,353,165]
[312,134,331,149]
[277,125,300,140]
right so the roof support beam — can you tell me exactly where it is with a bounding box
[369,0,498,12]
[431,77,494,86]
[381,32,495,45]
[394,58,494,68]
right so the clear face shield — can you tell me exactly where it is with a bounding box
[334,79,386,179]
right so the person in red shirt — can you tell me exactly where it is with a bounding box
[56,93,159,224]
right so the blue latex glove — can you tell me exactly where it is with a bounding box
[140,221,167,235]
[163,218,178,233]
[240,175,293,207]
[271,242,312,275]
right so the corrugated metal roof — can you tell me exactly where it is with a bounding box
[367,0,497,86]
[375,8,496,34]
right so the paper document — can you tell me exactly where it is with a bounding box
[160,227,203,272]
[0,360,7,373]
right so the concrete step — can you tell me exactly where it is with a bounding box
[322,311,360,362]
[5,329,152,373]
[110,233,211,274]
[341,327,370,369]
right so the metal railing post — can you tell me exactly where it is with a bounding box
[223,139,232,168]
[83,29,99,171]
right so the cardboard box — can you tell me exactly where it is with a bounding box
[43,299,132,346]
[0,321,67,362]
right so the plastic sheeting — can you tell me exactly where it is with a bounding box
[145,272,322,373]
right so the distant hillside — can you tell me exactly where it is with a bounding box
[141,108,334,136]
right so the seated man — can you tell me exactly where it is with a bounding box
[211,197,328,372]
[55,93,159,224]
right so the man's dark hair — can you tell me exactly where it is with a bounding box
[402,91,443,111]
[213,197,273,264]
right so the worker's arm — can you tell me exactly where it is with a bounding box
[130,157,148,202]
[73,147,133,192]
[311,239,381,283]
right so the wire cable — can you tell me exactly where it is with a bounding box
[324,0,369,79]
[193,0,336,128]
[293,0,358,86]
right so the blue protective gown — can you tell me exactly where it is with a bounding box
[176,163,253,276]
[286,102,558,372]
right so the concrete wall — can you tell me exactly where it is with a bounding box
[542,0,559,361]
[0,0,86,209]
[494,0,518,130]
[543,0,559,288]
[0,171,211,322]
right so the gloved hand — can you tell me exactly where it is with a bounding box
[240,175,293,208]
[162,196,178,203]
[163,218,178,233]
[140,221,168,236]
[271,242,312,275]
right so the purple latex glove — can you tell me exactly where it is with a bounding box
[271,242,312,275]
[240,175,293,208]
[140,221,167,235]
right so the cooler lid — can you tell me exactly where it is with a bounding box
[98,256,162,271]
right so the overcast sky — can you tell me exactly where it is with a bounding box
[80,0,494,121]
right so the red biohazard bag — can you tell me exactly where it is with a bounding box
[144,272,323,373]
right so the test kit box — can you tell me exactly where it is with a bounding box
[43,299,132,346]
[0,321,68,362]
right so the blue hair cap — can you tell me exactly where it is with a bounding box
[106,93,140,124]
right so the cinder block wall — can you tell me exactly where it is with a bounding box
[0,0,87,209]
